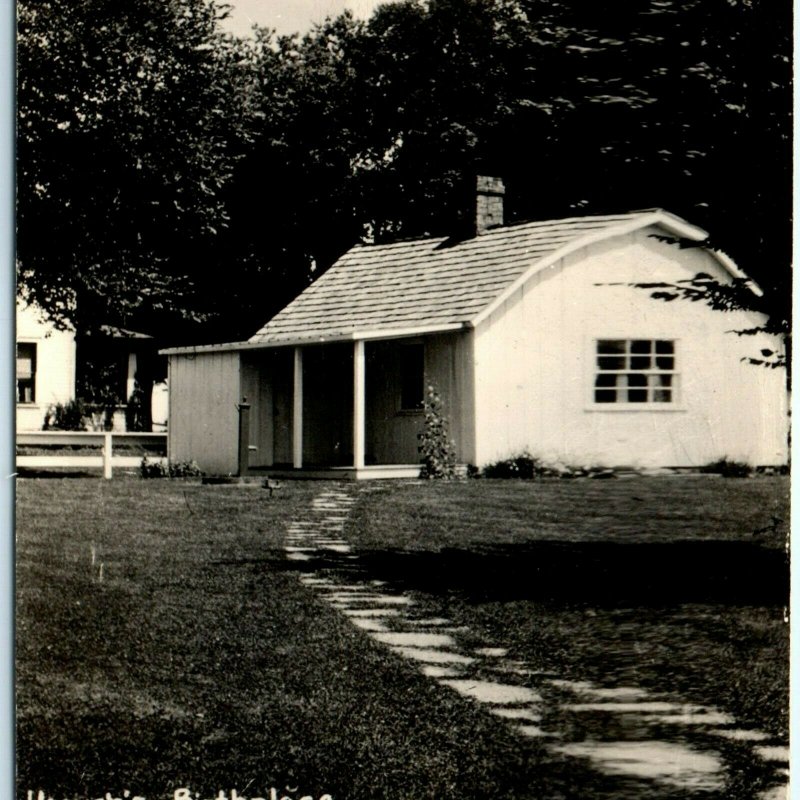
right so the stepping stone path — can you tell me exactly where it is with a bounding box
[287,487,789,799]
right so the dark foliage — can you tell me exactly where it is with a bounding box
[700,458,754,478]
[17,0,791,344]
[42,399,88,431]
[482,453,544,479]
[17,0,258,334]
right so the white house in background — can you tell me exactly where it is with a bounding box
[16,298,169,432]
[16,300,77,432]
[162,177,789,477]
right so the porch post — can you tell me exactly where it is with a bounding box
[126,352,138,399]
[353,339,365,470]
[292,346,303,469]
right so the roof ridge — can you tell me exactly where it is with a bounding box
[350,209,658,250]
[495,209,658,230]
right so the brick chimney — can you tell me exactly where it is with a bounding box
[475,175,505,235]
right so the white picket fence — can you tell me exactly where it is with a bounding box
[16,431,168,479]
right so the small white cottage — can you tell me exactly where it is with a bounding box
[163,179,788,477]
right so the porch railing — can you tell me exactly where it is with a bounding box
[16,431,167,479]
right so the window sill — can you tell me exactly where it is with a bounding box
[17,403,40,408]
[585,404,687,413]
[395,408,424,417]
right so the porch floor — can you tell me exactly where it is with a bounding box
[250,464,422,481]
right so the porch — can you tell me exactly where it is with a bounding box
[165,329,474,478]
[239,338,425,474]
[251,465,423,481]
[236,332,473,478]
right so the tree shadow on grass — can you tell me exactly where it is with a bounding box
[227,541,788,607]
[354,542,788,607]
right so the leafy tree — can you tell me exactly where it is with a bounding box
[362,0,788,348]
[277,0,789,296]
[17,0,259,334]
[351,0,539,239]
[503,0,791,306]
[201,14,379,339]
[18,0,789,347]
[494,0,791,373]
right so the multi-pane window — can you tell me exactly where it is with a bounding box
[17,342,36,404]
[594,339,676,404]
[399,343,424,410]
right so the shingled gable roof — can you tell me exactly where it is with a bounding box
[161,209,745,355]
[245,208,740,347]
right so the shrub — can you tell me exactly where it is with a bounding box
[701,458,753,478]
[42,398,120,431]
[43,399,88,431]
[140,456,202,479]
[482,452,545,479]
[417,384,458,479]
[76,356,122,427]
[480,454,610,479]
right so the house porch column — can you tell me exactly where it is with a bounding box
[126,352,138,400]
[292,346,303,469]
[353,339,365,469]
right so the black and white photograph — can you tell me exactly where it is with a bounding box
[15,0,791,798]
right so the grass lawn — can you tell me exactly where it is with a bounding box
[344,477,790,739]
[17,475,789,800]
[18,477,627,800]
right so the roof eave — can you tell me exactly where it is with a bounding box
[161,322,471,356]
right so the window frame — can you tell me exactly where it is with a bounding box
[586,336,685,411]
[16,341,37,405]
